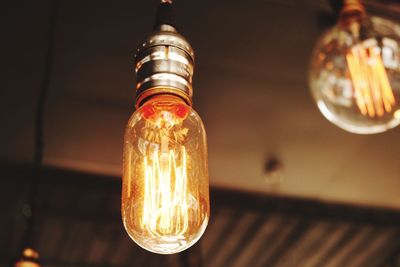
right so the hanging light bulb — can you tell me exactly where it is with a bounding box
[122,1,210,254]
[14,248,41,267]
[309,0,400,134]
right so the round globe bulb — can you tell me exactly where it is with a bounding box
[309,15,400,134]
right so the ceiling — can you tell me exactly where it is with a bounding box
[1,0,400,209]
[2,165,400,267]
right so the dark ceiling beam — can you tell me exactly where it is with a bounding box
[73,192,114,264]
[313,225,361,267]
[123,240,158,267]
[0,162,118,188]
[48,189,84,262]
[246,218,295,267]
[221,213,267,267]
[211,189,400,226]
[260,220,311,266]
[179,242,203,267]
[2,161,400,226]
[37,208,119,224]
[1,161,400,267]
[337,228,382,267]
[374,232,400,267]
[0,180,22,260]
[295,223,339,266]
[205,210,243,265]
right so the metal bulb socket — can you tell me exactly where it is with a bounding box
[134,24,195,108]
[340,0,366,22]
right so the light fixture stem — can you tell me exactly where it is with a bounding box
[134,0,194,107]
[154,0,176,29]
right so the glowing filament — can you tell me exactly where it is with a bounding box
[346,41,395,118]
[142,146,189,238]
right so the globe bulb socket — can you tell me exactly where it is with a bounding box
[340,0,366,18]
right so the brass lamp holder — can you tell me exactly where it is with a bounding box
[134,2,195,108]
[340,0,366,19]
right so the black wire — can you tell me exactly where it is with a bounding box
[19,0,59,255]
[329,0,344,16]
[154,0,176,29]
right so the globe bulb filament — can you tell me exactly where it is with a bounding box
[142,146,189,238]
[346,40,395,118]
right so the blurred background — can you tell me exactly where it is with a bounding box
[1,0,400,266]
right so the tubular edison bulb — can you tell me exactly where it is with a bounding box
[123,95,209,254]
[309,0,400,134]
[122,3,209,254]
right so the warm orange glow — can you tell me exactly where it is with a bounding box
[14,248,40,267]
[142,146,189,237]
[122,96,209,254]
[15,261,40,267]
[395,109,400,119]
[22,249,38,258]
[346,40,395,118]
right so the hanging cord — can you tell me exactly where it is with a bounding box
[18,0,59,257]
[154,0,176,29]
[339,0,366,20]
[329,0,366,19]
[340,0,366,17]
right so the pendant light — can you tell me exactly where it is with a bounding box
[309,0,400,134]
[14,248,40,267]
[121,0,210,254]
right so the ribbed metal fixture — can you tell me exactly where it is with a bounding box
[134,24,195,108]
